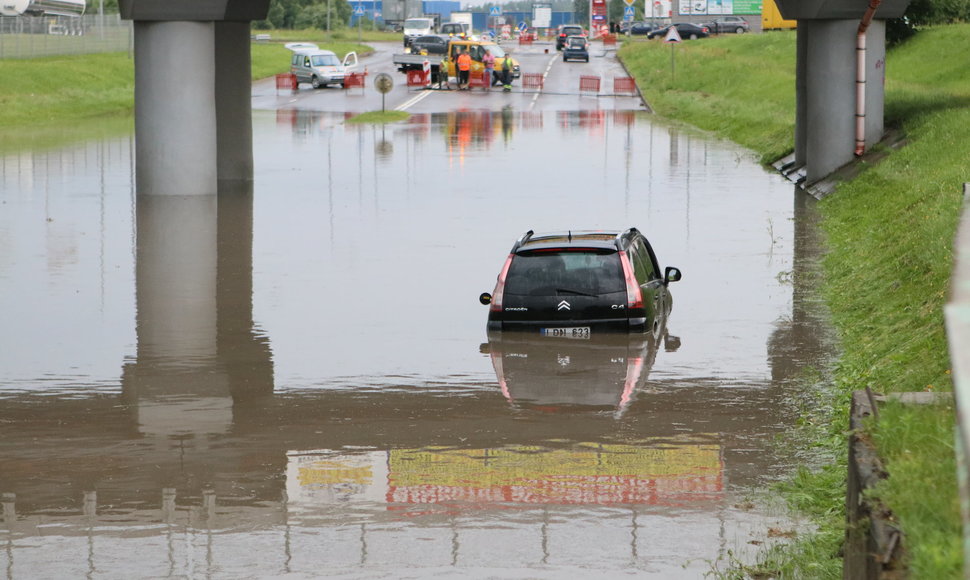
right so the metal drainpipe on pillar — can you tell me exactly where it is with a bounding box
[855,0,883,157]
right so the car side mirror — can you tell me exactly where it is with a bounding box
[479,292,492,305]
[664,266,682,285]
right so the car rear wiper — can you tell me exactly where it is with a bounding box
[556,288,598,297]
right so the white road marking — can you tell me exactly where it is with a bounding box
[395,89,433,111]
[529,53,560,111]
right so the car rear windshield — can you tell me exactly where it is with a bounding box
[505,250,624,296]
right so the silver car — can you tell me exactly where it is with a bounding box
[286,42,358,89]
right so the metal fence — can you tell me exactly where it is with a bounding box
[0,14,132,59]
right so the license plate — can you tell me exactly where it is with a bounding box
[541,327,591,339]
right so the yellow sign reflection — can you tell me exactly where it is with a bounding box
[289,442,722,508]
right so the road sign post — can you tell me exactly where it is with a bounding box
[355,3,363,43]
[374,72,393,112]
[664,25,681,81]
[489,6,501,38]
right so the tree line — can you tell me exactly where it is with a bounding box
[87,0,970,34]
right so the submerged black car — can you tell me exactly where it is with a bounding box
[479,229,681,337]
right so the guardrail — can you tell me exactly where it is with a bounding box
[946,183,970,577]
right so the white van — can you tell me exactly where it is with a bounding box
[402,17,435,47]
[285,42,358,89]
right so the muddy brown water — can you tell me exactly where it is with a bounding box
[0,107,833,578]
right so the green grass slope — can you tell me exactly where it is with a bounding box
[621,25,969,577]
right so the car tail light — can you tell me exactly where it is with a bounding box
[490,253,514,312]
[618,250,644,309]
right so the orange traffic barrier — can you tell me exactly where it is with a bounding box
[275,73,297,92]
[344,72,365,90]
[469,70,489,88]
[406,69,429,87]
[613,77,636,95]
[522,73,544,90]
[579,75,601,94]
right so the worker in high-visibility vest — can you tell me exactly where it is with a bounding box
[438,54,450,89]
[500,56,514,92]
[456,49,472,90]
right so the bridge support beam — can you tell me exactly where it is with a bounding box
[795,19,886,184]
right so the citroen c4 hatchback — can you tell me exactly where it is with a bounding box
[479,229,681,337]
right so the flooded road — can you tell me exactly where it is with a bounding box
[1,52,832,578]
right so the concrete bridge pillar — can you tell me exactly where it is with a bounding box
[121,1,269,195]
[796,19,886,183]
[776,0,908,185]
[133,21,218,195]
[215,21,255,185]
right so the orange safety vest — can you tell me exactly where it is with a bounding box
[456,52,472,71]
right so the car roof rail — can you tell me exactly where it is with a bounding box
[511,229,534,252]
[615,227,640,250]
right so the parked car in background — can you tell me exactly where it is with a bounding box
[479,229,681,337]
[556,24,587,50]
[647,22,711,39]
[562,35,589,62]
[402,17,435,47]
[627,21,659,35]
[407,34,450,55]
[705,15,750,33]
[439,22,470,38]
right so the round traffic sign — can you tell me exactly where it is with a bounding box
[374,72,394,94]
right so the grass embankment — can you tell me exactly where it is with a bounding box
[0,29,378,151]
[622,25,968,578]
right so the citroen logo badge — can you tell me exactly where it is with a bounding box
[557,300,571,311]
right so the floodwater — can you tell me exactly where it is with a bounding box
[0,107,833,578]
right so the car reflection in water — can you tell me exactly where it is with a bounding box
[484,329,680,417]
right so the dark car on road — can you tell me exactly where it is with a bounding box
[705,16,750,34]
[407,34,450,55]
[627,21,658,35]
[562,36,590,62]
[647,22,711,39]
[556,25,587,50]
[479,229,681,337]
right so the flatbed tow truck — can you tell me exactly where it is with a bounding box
[392,39,520,82]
